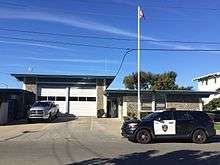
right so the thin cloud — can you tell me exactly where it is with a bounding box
[0,7,211,50]
[0,40,75,51]
[19,57,120,64]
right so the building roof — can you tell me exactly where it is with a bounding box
[105,89,216,98]
[193,72,220,81]
[0,88,33,94]
[11,73,115,87]
[11,73,115,80]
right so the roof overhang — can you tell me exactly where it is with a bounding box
[11,73,115,87]
[193,72,220,81]
[105,89,217,98]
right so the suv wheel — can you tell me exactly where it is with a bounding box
[192,129,207,144]
[136,129,151,144]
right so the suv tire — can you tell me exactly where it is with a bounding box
[192,129,207,144]
[136,129,151,144]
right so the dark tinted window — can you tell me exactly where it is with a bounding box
[191,112,210,121]
[38,96,47,101]
[56,97,65,101]
[33,102,50,107]
[69,97,78,101]
[79,97,86,101]
[156,111,173,120]
[48,96,55,101]
[174,111,192,121]
[87,97,96,101]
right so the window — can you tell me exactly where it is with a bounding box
[79,97,86,101]
[174,111,192,121]
[56,97,65,101]
[87,97,96,101]
[38,96,47,101]
[69,97,78,101]
[32,101,50,107]
[48,96,55,101]
[156,111,173,120]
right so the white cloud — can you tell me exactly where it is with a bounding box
[0,7,211,50]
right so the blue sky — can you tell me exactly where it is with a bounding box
[0,0,220,89]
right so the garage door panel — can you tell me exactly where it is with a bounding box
[40,88,66,96]
[69,102,96,116]
[70,88,96,97]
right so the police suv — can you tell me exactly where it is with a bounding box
[121,110,216,144]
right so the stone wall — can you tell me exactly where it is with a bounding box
[122,95,201,117]
[25,84,37,95]
[166,102,200,110]
[96,79,105,116]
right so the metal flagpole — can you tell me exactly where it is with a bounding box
[137,5,141,119]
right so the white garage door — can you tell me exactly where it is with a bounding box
[39,87,67,114]
[69,88,97,116]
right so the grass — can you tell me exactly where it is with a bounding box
[214,123,220,130]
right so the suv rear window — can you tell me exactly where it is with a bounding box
[174,111,194,121]
[191,111,210,121]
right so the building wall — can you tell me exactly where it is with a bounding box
[197,76,220,104]
[96,79,106,117]
[121,95,201,117]
[198,76,220,91]
[166,102,200,110]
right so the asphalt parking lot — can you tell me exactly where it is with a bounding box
[0,116,220,165]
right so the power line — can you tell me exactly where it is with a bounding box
[0,35,127,50]
[2,28,220,45]
[114,48,220,79]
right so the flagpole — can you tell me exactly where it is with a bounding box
[137,5,141,119]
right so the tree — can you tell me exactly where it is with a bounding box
[123,71,193,90]
[204,97,220,111]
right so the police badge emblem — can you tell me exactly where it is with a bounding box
[162,125,168,132]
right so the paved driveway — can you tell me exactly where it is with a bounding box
[0,116,220,165]
[0,116,123,142]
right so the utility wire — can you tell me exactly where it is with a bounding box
[0,35,127,50]
[2,28,220,45]
[114,48,220,79]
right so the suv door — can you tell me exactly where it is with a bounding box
[174,111,194,136]
[154,111,176,135]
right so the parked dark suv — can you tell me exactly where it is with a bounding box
[121,110,216,144]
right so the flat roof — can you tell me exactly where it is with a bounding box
[0,88,33,94]
[11,73,115,81]
[105,89,216,98]
[193,72,220,81]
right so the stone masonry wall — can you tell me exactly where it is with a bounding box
[96,79,105,114]
[166,102,200,110]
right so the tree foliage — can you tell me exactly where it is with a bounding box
[123,71,193,90]
[204,97,220,111]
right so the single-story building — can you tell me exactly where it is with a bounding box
[0,89,35,124]
[12,73,215,119]
[105,89,216,119]
[12,74,115,117]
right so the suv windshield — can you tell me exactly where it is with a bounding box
[32,102,51,107]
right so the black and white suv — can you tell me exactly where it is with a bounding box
[121,110,216,144]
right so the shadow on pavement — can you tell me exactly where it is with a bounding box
[3,113,77,125]
[69,150,220,165]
